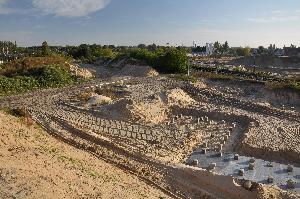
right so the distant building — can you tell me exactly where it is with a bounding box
[0,60,3,64]
[206,43,214,55]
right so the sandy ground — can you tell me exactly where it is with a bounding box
[0,63,300,199]
[0,112,169,199]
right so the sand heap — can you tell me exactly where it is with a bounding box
[165,88,196,107]
[96,88,195,124]
[255,184,299,199]
[68,63,94,79]
[98,99,135,121]
[129,94,167,124]
[87,94,112,106]
[128,88,195,123]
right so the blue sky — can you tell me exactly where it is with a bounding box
[0,0,300,47]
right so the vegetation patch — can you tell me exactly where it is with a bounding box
[127,48,189,74]
[0,56,78,96]
[193,65,300,90]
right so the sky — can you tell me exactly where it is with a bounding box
[0,0,300,47]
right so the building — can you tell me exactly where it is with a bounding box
[206,43,214,55]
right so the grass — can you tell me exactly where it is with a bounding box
[0,55,69,77]
[57,155,113,181]
[266,80,300,90]
[170,74,197,83]
[194,71,236,80]
[0,56,80,96]
[193,65,300,91]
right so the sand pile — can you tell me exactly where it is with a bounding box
[192,81,207,89]
[87,94,112,106]
[166,88,196,107]
[98,99,134,121]
[255,184,299,199]
[95,88,195,124]
[98,97,167,124]
[129,95,168,124]
[68,63,94,79]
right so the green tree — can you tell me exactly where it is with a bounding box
[222,41,229,54]
[258,46,265,54]
[236,47,251,56]
[213,41,221,54]
[41,41,50,56]
[157,49,188,73]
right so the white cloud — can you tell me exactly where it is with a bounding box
[32,0,111,17]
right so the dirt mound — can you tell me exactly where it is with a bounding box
[0,112,169,199]
[68,63,94,79]
[98,99,134,121]
[255,184,299,199]
[96,88,195,124]
[87,94,112,106]
[166,88,196,106]
[129,95,168,124]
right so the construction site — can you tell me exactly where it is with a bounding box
[0,58,299,199]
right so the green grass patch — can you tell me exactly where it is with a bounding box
[0,64,77,96]
[170,74,197,83]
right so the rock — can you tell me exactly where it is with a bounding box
[267,176,274,184]
[191,159,199,166]
[249,163,255,170]
[217,152,223,157]
[208,163,216,171]
[249,158,255,163]
[266,162,273,167]
[234,154,239,160]
[287,179,296,189]
[238,169,245,176]
[287,164,293,172]
[243,180,252,189]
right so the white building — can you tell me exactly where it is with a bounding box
[206,43,214,55]
[0,60,3,64]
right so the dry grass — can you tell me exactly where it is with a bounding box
[0,56,69,77]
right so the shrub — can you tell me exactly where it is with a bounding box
[156,49,188,73]
[128,48,188,74]
[37,65,74,87]
[0,64,76,96]
[5,107,29,118]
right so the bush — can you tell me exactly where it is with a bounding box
[156,49,188,73]
[0,64,76,96]
[0,56,68,77]
[37,65,74,87]
[128,48,188,74]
